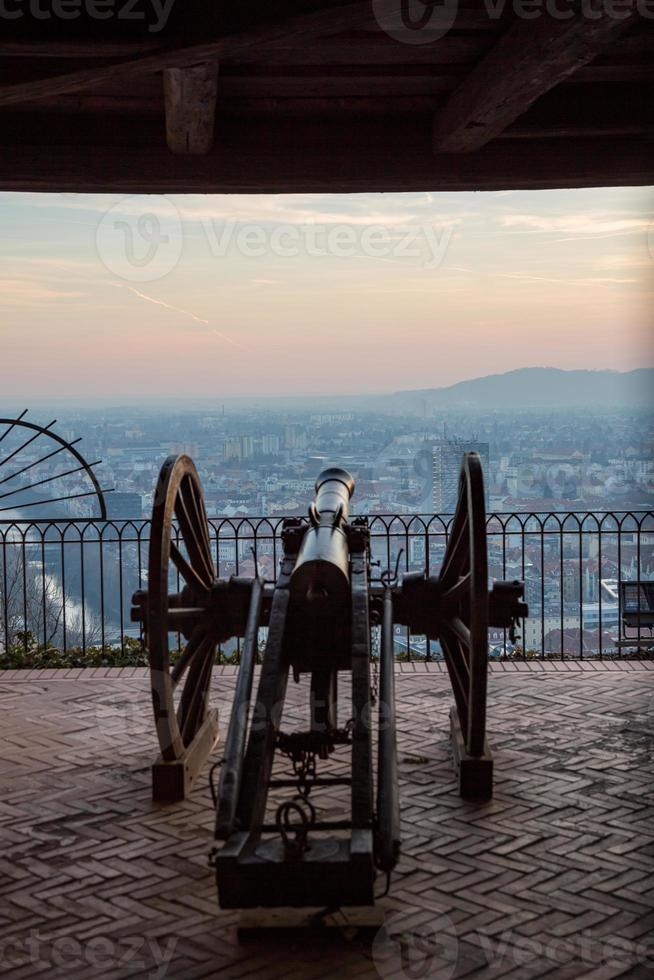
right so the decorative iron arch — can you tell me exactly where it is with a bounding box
[0,410,112,519]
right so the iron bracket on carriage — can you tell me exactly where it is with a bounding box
[132,451,527,911]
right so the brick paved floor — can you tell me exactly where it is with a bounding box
[1,663,652,980]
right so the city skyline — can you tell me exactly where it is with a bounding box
[1,185,652,399]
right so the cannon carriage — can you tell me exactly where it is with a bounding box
[132,452,527,911]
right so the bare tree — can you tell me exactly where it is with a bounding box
[0,538,101,652]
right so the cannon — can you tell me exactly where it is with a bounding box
[132,452,527,910]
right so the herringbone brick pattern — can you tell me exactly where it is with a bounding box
[0,664,652,980]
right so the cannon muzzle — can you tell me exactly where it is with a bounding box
[290,468,355,608]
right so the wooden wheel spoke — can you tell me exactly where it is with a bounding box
[170,626,206,687]
[186,474,214,567]
[170,540,211,596]
[176,479,213,581]
[446,474,467,538]
[448,616,471,649]
[178,632,214,716]
[440,620,471,680]
[441,571,471,606]
[179,638,215,745]
[439,625,470,734]
[440,512,469,587]
[174,480,214,587]
[184,474,215,578]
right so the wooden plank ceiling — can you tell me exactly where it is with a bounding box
[0,0,652,192]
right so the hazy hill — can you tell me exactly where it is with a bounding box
[391,368,654,411]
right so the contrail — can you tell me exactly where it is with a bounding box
[110,283,246,349]
[497,272,634,287]
[122,284,209,324]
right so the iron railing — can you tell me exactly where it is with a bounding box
[1,511,653,660]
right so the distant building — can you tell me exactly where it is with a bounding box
[222,435,256,461]
[284,425,307,450]
[261,434,281,456]
[431,440,490,512]
[106,444,165,463]
[170,442,199,458]
[310,413,353,425]
[223,437,241,461]
[106,492,143,519]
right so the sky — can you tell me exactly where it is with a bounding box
[0,186,652,400]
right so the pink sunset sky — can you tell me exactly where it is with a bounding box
[1,185,652,399]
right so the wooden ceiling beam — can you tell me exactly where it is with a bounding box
[0,2,376,108]
[164,62,219,154]
[432,8,639,153]
[0,41,160,58]
[3,89,651,140]
[0,135,650,193]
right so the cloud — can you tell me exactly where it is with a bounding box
[2,190,477,231]
[0,277,86,308]
[1,256,98,274]
[500,212,650,237]
[497,272,640,287]
[596,252,654,272]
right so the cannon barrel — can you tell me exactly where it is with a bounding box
[290,467,355,608]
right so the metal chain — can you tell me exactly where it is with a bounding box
[275,727,352,798]
[370,623,380,706]
[295,745,317,798]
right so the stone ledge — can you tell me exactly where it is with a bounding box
[1,659,651,681]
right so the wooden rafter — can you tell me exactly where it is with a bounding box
[164,62,219,155]
[433,8,639,153]
[0,2,374,109]
[0,3,650,191]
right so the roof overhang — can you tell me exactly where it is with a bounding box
[0,1,652,193]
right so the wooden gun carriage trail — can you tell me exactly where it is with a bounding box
[131,451,527,912]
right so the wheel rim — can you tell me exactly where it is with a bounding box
[0,412,109,518]
[148,454,217,761]
[438,452,488,757]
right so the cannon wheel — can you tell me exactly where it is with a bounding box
[438,453,489,768]
[147,454,219,788]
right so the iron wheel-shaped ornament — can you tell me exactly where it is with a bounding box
[0,410,110,518]
[145,454,219,763]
